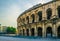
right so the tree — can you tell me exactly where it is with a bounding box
[6,26,16,34]
[6,27,11,34]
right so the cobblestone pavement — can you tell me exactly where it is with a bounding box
[0,36,60,41]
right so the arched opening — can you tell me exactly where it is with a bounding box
[31,14,35,23]
[23,29,25,36]
[26,29,29,36]
[22,18,25,23]
[46,8,52,20]
[38,11,42,21]
[46,27,52,37]
[57,6,60,18]
[26,16,29,23]
[57,26,60,37]
[37,27,42,37]
[31,28,34,36]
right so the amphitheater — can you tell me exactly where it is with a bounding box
[17,0,60,38]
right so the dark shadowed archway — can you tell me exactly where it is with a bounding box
[23,29,25,36]
[46,8,52,20]
[57,26,60,37]
[31,28,35,36]
[57,6,60,18]
[46,27,52,37]
[26,29,29,36]
[37,27,42,37]
[26,16,29,23]
[31,14,35,23]
[38,11,42,21]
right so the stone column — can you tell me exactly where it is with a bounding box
[34,26,37,37]
[17,28,20,35]
[20,27,23,36]
[29,28,31,36]
[21,27,23,36]
[42,23,46,38]
[55,26,57,37]
[52,24,57,37]
[21,29,23,36]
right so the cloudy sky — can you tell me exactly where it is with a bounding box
[0,0,52,27]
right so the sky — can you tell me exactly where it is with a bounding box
[0,0,52,28]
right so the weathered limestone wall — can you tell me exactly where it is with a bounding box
[17,0,60,38]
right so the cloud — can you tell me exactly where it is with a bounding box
[33,0,43,4]
[21,0,52,11]
[31,0,52,4]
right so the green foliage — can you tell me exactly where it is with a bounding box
[6,26,16,34]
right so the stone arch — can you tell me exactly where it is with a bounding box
[46,27,52,37]
[37,27,42,37]
[31,14,35,23]
[57,6,60,18]
[37,11,42,21]
[31,28,35,36]
[46,8,52,20]
[26,29,29,36]
[46,23,52,28]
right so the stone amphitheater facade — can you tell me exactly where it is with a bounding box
[17,0,60,38]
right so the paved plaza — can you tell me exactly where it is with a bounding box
[0,36,60,41]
